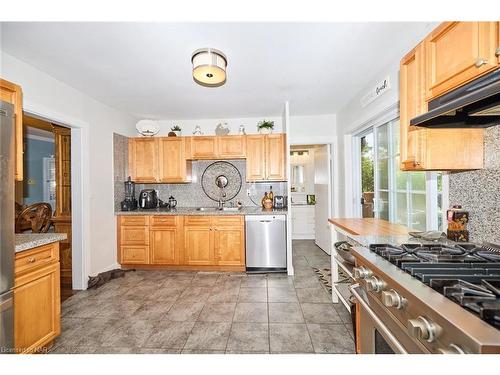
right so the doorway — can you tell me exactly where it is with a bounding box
[290,144,333,255]
[16,114,74,301]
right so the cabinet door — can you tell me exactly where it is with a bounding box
[150,228,180,265]
[425,22,498,100]
[218,136,246,159]
[265,134,286,181]
[0,79,23,181]
[129,138,158,182]
[214,227,245,266]
[400,43,426,170]
[184,227,215,265]
[245,135,266,181]
[14,262,60,353]
[158,137,189,183]
[189,137,218,159]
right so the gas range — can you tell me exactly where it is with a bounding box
[370,243,500,329]
[349,242,500,354]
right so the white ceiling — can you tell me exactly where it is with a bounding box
[1,22,435,120]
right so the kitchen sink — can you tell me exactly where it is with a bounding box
[195,207,242,212]
[222,207,241,211]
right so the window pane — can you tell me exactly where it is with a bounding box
[396,192,408,225]
[392,120,400,156]
[378,158,389,190]
[378,191,389,220]
[411,193,426,231]
[410,172,426,191]
[395,156,408,190]
[377,124,389,159]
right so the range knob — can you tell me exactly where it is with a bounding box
[353,266,373,279]
[407,316,441,343]
[381,289,406,309]
[365,276,387,293]
[437,344,466,354]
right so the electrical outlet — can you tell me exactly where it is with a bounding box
[246,188,251,196]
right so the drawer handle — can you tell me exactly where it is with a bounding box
[27,257,36,263]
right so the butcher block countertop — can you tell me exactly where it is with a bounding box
[328,218,409,236]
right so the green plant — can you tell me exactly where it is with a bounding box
[171,125,182,131]
[361,141,374,193]
[257,120,274,130]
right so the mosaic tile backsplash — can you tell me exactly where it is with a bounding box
[449,125,500,244]
[113,133,287,210]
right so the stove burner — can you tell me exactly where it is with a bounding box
[369,242,500,330]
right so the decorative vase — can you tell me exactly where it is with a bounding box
[259,127,272,135]
[173,130,181,137]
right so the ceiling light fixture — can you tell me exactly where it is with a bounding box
[191,48,227,87]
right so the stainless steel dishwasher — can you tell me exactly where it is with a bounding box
[245,215,287,273]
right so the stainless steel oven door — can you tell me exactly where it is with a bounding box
[350,284,408,354]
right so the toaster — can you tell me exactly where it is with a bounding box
[139,189,158,209]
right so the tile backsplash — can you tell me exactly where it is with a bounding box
[449,125,500,244]
[113,133,287,210]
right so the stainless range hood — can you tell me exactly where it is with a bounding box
[410,68,500,128]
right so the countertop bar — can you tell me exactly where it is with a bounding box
[328,218,409,236]
[15,233,67,253]
[115,206,288,216]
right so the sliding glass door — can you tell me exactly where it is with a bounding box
[355,117,444,231]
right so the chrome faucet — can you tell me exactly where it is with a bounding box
[218,198,225,210]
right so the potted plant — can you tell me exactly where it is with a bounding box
[257,120,274,134]
[169,125,182,137]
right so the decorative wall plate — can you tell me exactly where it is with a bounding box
[201,161,242,202]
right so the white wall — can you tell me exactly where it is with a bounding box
[154,116,282,136]
[1,51,137,285]
[289,114,336,145]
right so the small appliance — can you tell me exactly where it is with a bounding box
[139,189,158,209]
[273,195,285,209]
[168,196,177,209]
[120,176,138,211]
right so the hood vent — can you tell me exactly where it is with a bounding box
[410,68,500,128]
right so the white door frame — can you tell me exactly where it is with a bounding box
[23,100,90,290]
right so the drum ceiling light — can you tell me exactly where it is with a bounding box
[191,48,227,87]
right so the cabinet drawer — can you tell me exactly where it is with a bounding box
[121,246,149,264]
[120,226,149,245]
[213,216,243,227]
[150,215,178,227]
[120,216,149,226]
[15,243,59,276]
[184,216,212,227]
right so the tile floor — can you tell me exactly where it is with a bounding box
[49,240,355,354]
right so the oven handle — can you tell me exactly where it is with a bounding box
[350,283,408,354]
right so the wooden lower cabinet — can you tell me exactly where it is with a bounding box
[117,215,245,270]
[184,226,215,266]
[14,242,61,354]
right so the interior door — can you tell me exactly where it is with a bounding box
[314,144,331,254]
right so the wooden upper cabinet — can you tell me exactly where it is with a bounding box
[405,128,484,171]
[400,42,426,169]
[129,138,158,183]
[425,22,499,100]
[158,137,191,183]
[0,79,23,181]
[189,136,218,159]
[245,135,266,181]
[265,134,286,181]
[218,135,246,159]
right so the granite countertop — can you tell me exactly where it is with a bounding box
[115,206,288,216]
[15,233,68,253]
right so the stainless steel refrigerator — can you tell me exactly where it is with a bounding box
[0,99,15,353]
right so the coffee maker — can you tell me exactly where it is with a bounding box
[120,176,138,211]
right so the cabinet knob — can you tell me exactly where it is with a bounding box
[474,58,488,68]
[27,257,36,263]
